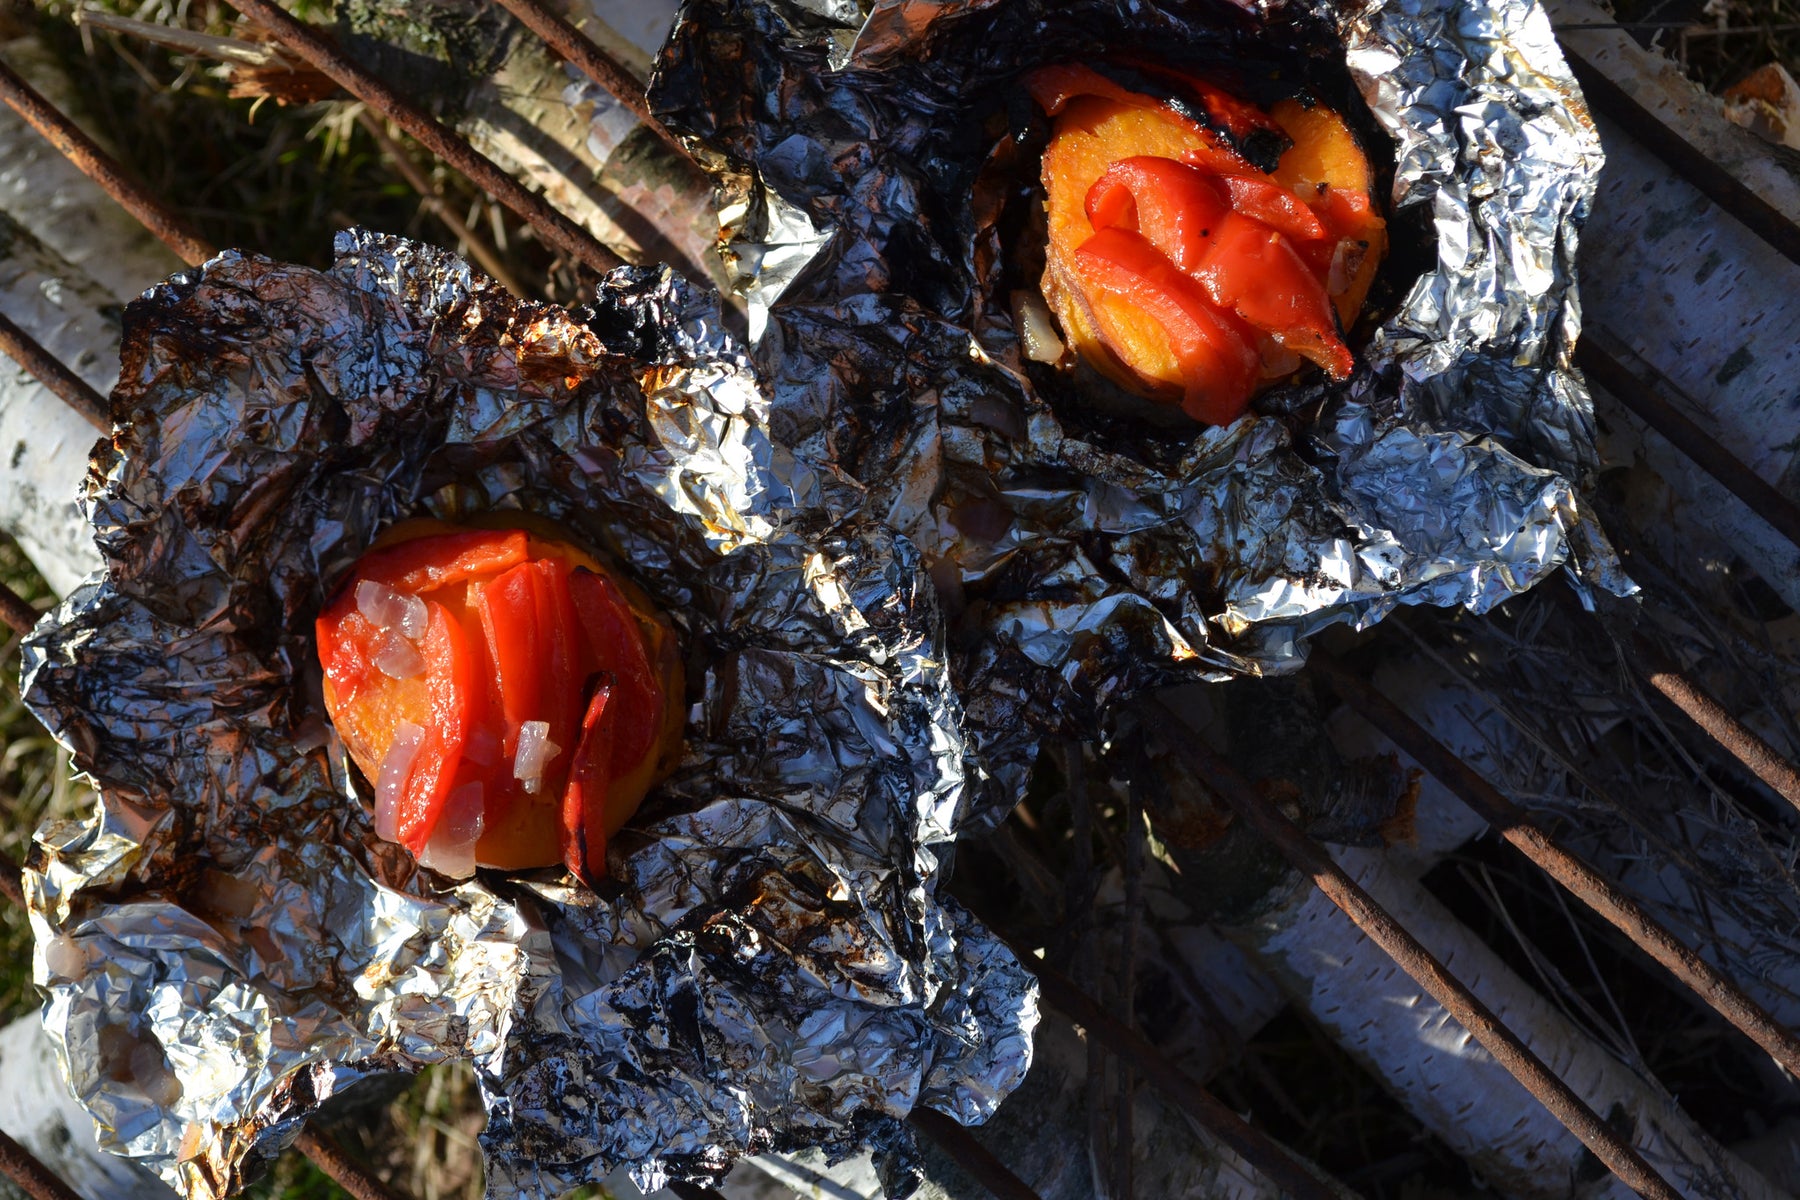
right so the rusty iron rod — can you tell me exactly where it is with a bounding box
[1152,699,1683,1200]
[0,577,39,636]
[293,1128,410,1200]
[1309,648,1800,1075]
[486,0,693,163]
[1578,334,1800,553]
[1023,954,1344,1200]
[0,1130,86,1200]
[352,111,530,297]
[218,0,625,277]
[0,56,214,267]
[909,1108,1046,1200]
[0,309,109,431]
[1561,43,1800,271]
[1541,580,1800,813]
[1630,633,1800,813]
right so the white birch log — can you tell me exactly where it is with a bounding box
[0,35,183,305]
[1235,845,1784,1200]
[0,215,115,596]
[0,1015,174,1200]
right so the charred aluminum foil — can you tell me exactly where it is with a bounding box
[650,0,1628,819]
[18,231,1037,1200]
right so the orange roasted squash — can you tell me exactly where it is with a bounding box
[1031,65,1387,425]
[315,517,684,882]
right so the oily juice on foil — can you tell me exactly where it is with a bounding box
[20,233,1037,1200]
[651,0,1630,818]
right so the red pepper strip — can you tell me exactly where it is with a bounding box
[1311,183,1377,240]
[530,557,584,786]
[1084,157,1229,273]
[477,563,543,757]
[315,608,376,707]
[560,676,617,884]
[1192,211,1354,381]
[347,528,529,596]
[1072,226,1261,426]
[396,601,474,852]
[1208,172,1329,244]
[568,568,662,772]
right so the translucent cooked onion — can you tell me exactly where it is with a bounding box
[418,781,484,879]
[513,720,559,794]
[372,630,426,679]
[1011,288,1067,364]
[374,721,426,840]
[355,580,428,639]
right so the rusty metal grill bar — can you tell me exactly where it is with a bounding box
[0,310,108,432]
[0,56,213,266]
[0,577,40,638]
[0,12,1796,1200]
[909,1109,1045,1200]
[217,0,624,278]
[1308,647,1800,1075]
[486,0,694,164]
[0,1129,87,1200]
[1152,698,1684,1200]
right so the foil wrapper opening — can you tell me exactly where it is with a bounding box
[650,0,1630,819]
[20,232,1038,1200]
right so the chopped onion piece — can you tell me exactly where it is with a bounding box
[513,719,559,794]
[1011,289,1067,364]
[373,630,426,679]
[356,579,428,639]
[418,782,485,879]
[374,721,425,840]
[42,934,84,980]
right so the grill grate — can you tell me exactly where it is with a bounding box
[1,5,1798,1200]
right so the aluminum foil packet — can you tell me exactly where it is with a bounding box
[19,231,1038,1200]
[650,0,1628,816]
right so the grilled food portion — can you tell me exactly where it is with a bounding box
[1031,64,1386,426]
[315,518,683,882]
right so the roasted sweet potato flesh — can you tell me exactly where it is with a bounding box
[1035,65,1387,424]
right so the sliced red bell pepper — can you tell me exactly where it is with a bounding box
[1084,157,1229,273]
[1072,225,1261,426]
[1192,211,1354,381]
[568,568,664,773]
[1208,172,1329,244]
[348,528,529,596]
[560,677,617,884]
[1311,183,1378,240]
[315,609,377,707]
[530,557,583,786]
[477,563,542,754]
[395,601,475,852]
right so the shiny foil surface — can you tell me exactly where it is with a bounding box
[19,232,1038,1200]
[651,0,1625,817]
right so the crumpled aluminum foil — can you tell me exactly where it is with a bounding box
[650,0,1630,819]
[19,230,1038,1200]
